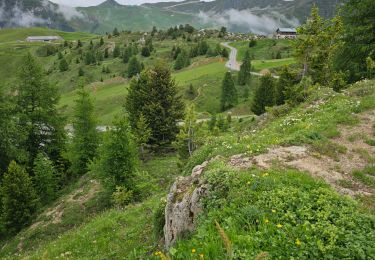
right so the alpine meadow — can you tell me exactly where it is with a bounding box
[0,0,375,259]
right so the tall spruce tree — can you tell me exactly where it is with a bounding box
[70,80,99,175]
[94,117,137,192]
[251,73,275,115]
[275,66,296,105]
[16,53,65,168]
[59,58,69,72]
[335,0,375,82]
[174,50,190,70]
[133,114,151,159]
[1,161,38,234]
[123,46,132,63]
[127,56,142,78]
[113,45,120,58]
[0,89,26,172]
[125,65,184,146]
[174,104,197,167]
[220,72,238,111]
[238,50,252,85]
[33,153,57,204]
[296,6,343,85]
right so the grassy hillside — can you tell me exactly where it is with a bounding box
[0,155,179,259]
[77,4,199,34]
[0,28,95,42]
[0,28,299,126]
[11,79,375,259]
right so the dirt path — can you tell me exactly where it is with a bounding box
[229,109,375,196]
[221,42,280,79]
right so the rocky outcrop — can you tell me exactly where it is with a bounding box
[164,157,220,248]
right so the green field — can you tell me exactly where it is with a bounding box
[0,28,294,125]
[252,58,296,71]
[230,39,294,60]
[0,28,95,43]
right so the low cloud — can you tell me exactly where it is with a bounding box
[198,9,300,35]
[0,0,83,28]
[0,2,48,27]
[56,4,84,20]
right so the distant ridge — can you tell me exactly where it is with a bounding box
[98,0,122,7]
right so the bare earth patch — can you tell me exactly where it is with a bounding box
[229,109,375,197]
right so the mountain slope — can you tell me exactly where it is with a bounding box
[76,0,199,34]
[0,0,76,31]
[145,0,342,23]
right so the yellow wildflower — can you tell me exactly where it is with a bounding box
[247,181,251,185]
[271,209,276,213]
[262,172,269,177]
[265,219,269,224]
[296,239,301,246]
[199,253,204,259]
[192,249,196,253]
[276,224,283,228]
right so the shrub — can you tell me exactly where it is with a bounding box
[112,186,133,208]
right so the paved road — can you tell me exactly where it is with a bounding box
[221,42,240,71]
[221,42,279,79]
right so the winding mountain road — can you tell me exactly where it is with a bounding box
[221,42,240,71]
[221,42,279,79]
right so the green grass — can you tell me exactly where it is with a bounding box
[252,58,296,72]
[0,28,95,43]
[353,166,375,187]
[231,39,294,61]
[60,81,129,125]
[183,79,375,175]
[170,164,375,259]
[77,5,199,34]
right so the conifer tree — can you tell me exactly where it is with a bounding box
[125,65,184,146]
[0,90,25,172]
[133,114,151,159]
[77,39,82,48]
[59,58,69,72]
[238,50,252,85]
[275,66,296,105]
[1,161,38,234]
[123,46,132,63]
[104,48,109,59]
[141,46,151,57]
[33,153,57,204]
[70,79,99,175]
[251,73,276,115]
[100,37,104,46]
[16,53,65,168]
[113,45,120,58]
[335,0,375,82]
[113,27,120,37]
[175,104,197,165]
[220,72,238,111]
[94,117,137,192]
[127,56,141,78]
[174,50,190,70]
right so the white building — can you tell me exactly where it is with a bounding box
[26,36,63,42]
[275,28,297,39]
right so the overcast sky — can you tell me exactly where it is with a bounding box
[49,0,189,7]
